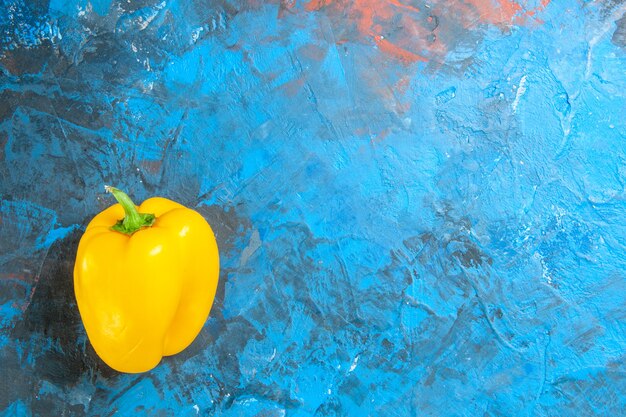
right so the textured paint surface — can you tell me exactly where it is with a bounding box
[1,0,626,415]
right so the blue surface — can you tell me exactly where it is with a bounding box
[1,0,626,415]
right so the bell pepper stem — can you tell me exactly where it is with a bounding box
[105,185,155,235]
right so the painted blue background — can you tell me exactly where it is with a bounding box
[1,0,626,415]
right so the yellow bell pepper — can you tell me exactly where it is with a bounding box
[73,186,219,373]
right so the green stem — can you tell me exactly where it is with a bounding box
[105,185,155,235]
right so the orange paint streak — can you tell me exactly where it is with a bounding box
[353,0,379,37]
[461,0,521,25]
[307,0,430,63]
[458,0,552,26]
[304,0,333,11]
[373,35,428,63]
[301,0,551,62]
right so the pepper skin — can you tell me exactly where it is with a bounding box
[73,186,219,373]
